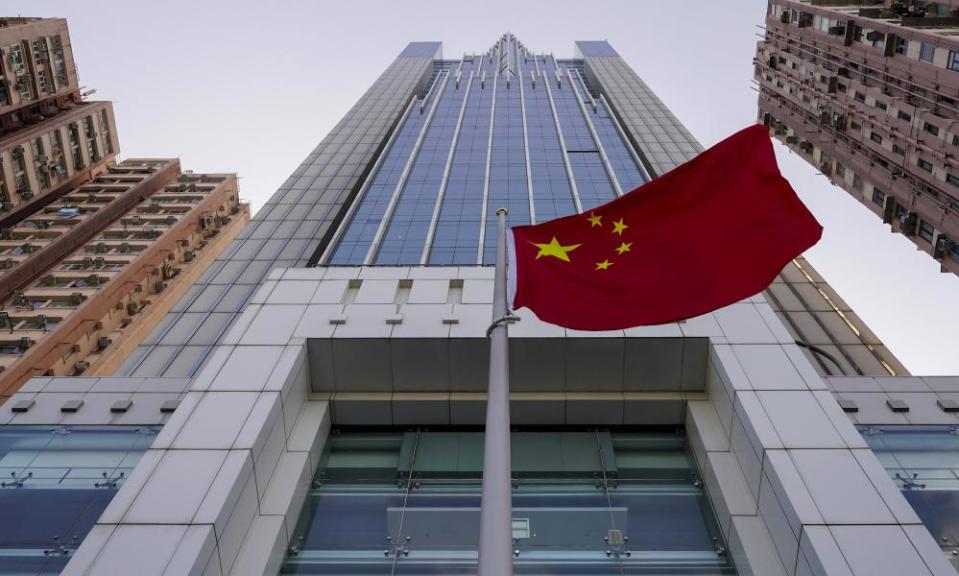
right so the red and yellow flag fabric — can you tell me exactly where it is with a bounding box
[508,125,822,330]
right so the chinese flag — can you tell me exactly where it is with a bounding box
[508,125,822,330]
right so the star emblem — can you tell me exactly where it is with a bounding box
[531,237,581,262]
[612,218,628,236]
[595,259,613,270]
[587,213,602,228]
[615,241,632,255]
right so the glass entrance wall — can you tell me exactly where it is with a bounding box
[0,426,157,575]
[282,430,735,575]
[860,425,959,556]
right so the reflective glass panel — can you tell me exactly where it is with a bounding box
[0,426,157,575]
[282,430,735,575]
[861,426,959,555]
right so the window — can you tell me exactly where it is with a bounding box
[898,110,912,123]
[920,42,936,62]
[853,174,864,191]
[872,187,886,206]
[282,430,734,574]
[893,144,905,156]
[863,426,959,557]
[947,174,959,187]
[897,38,909,55]
[950,51,959,71]
[835,162,846,177]
[0,427,156,573]
[953,134,959,147]
[850,121,862,132]
[854,91,866,103]
[875,100,888,111]
[870,132,883,144]
[918,220,935,242]
[924,122,941,136]
[918,158,934,172]
[819,16,831,33]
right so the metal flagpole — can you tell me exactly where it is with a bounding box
[478,207,514,576]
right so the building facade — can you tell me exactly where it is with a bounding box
[757,0,959,275]
[1,32,958,576]
[0,18,250,401]
[0,18,119,217]
[0,159,247,400]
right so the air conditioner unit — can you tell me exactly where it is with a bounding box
[74,360,89,373]
[934,235,953,259]
[96,336,111,351]
[153,280,166,293]
[786,135,799,144]
[126,301,139,315]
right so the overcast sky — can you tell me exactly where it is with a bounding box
[24,0,959,374]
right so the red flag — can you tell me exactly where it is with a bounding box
[508,125,822,330]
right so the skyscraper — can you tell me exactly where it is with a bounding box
[0,18,250,401]
[3,31,959,576]
[756,0,959,276]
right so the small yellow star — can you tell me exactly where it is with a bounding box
[612,218,628,236]
[595,259,613,270]
[615,241,632,255]
[587,213,602,227]
[531,237,581,262]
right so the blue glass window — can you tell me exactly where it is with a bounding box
[0,426,156,575]
[861,426,959,556]
[281,430,734,575]
[328,48,649,268]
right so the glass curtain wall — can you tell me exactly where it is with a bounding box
[325,36,648,267]
[0,426,157,575]
[861,426,959,556]
[282,429,735,575]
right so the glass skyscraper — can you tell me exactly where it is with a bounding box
[2,32,958,576]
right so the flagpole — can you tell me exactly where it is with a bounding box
[478,207,513,576]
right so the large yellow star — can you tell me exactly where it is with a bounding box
[531,237,581,262]
[615,241,632,255]
[587,213,602,228]
[612,218,628,236]
[595,259,613,270]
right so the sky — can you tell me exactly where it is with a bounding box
[21,0,959,374]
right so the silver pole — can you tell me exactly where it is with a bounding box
[478,207,513,576]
